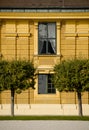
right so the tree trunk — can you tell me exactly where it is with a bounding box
[77,92,83,116]
[11,88,15,117]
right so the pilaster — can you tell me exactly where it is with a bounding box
[57,21,61,56]
[34,22,38,55]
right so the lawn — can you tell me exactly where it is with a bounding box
[0,116,89,120]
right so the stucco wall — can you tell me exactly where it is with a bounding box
[0,12,89,111]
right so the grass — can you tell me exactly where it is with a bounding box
[0,116,89,120]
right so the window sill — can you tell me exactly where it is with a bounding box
[34,54,61,57]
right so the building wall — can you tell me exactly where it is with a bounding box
[61,20,89,59]
[0,12,89,115]
[1,20,34,60]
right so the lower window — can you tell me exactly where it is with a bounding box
[38,74,56,94]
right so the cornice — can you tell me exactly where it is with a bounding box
[0,12,89,19]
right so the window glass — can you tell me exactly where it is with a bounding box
[48,39,56,54]
[39,23,47,38]
[48,23,55,38]
[38,23,56,55]
[38,74,56,94]
[38,75,47,94]
[38,39,47,54]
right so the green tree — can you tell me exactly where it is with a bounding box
[0,60,36,116]
[53,58,89,116]
[0,60,8,92]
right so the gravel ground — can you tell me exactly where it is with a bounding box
[0,121,89,130]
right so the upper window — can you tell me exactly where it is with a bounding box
[38,74,56,94]
[38,23,56,55]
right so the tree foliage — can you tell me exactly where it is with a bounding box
[53,58,89,116]
[54,58,89,92]
[0,60,8,91]
[0,60,36,116]
[0,60,36,93]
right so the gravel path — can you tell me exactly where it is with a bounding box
[0,121,89,130]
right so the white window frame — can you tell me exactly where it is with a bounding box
[34,21,61,56]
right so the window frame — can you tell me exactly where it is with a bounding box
[38,22,56,55]
[38,74,56,94]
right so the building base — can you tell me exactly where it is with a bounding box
[0,104,89,116]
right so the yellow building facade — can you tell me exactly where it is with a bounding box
[0,12,89,115]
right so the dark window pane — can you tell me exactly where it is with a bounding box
[49,39,56,53]
[47,75,56,94]
[48,39,56,54]
[48,75,52,83]
[48,84,52,88]
[41,40,47,54]
[38,74,46,94]
[38,74,56,94]
[52,89,56,93]
[39,40,47,54]
[48,89,52,93]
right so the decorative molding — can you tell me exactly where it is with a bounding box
[37,65,53,73]
[34,22,38,29]
[65,33,89,37]
[65,33,77,37]
[5,33,31,37]
[0,12,89,20]
[57,22,61,30]
[5,33,17,37]
[18,33,31,37]
[78,33,89,37]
